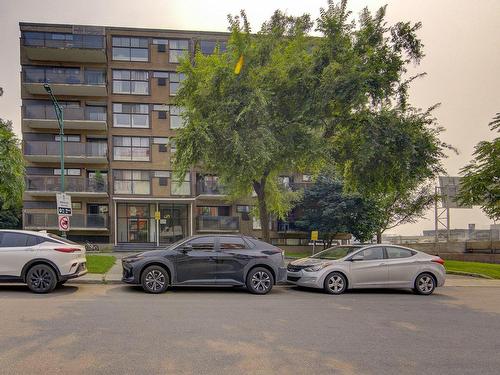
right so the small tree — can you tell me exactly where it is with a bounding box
[174,11,320,241]
[0,118,24,209]
[457,113,500,221]
[294,175,380,244]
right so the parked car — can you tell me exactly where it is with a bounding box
[122,235,287,294]
[0,230,87,293]
[287,244,445,295]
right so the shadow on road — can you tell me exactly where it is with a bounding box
[0,284,80,297]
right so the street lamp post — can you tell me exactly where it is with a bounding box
[43,83,66,238]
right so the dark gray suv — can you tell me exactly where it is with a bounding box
[122,235,286,294]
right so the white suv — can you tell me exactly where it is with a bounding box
[0,230,87,293]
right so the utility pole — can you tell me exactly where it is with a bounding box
[43,83,66,237]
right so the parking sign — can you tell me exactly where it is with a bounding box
[56,193,72,216]
[58,215,70,231]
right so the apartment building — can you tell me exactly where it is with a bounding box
[19,22,312,249]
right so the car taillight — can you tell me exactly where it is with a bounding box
[432,257,445,265]
[54,247,81,253]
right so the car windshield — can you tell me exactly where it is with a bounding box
[311,246,361,260]
[163,237,190,250]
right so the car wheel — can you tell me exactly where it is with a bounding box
[324,272,347,295]
[26,264,57,294]
[141,265,169,294]
[414,273,436,295]
[246,267,274,295]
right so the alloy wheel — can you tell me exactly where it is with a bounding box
[144,270,166,292]
[327,275,345,293]
[29,267,53,291]
[417,275,434,294]
[251,271,271,293]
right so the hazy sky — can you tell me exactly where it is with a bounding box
[0,0,498,235]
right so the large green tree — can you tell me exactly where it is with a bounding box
[457,113,500,221]
[294,175,380,244]
[174,1,450,241]
[174,11,320,240]
[0,118,24,210]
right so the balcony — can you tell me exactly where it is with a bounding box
[24,141,108,164]
[196,175,227,197]
[25,176,108,197]
[196,216,240,232]
[22,33,106,63]
[23,67,107,97]
[23,104,107,131]
[24,213,109,231]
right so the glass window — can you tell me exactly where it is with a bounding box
[170,106,186,129]
[169,73,186,95]
[113,170,151,195]
[0,232,29,247]
[169,39,189,63]
[220,237,247,250]
[153,71,169,78]
[311,246,360,260]
[112,36,148,61]
[54,135,80,142]
[54,168,81,176]
[153,39,168,45]
[113,136,150,161]
[171,172,191,196]
[153,137,169,144]
[199,40,227,55]
[154,171,170,178]
[184,236,214,251]
[113,103,149,128]
[386,247,415,259]
[236,205,250,213]
[353,247,385,261]
[112,70,149,95]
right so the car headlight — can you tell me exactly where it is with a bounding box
[304,263,329,272]
[124,254,144,262]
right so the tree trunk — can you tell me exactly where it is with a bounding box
[253,179,270,242]
[376,230,382,244]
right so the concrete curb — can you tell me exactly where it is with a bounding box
[446,270,494,279]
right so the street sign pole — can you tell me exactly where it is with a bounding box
[44,83,66,237]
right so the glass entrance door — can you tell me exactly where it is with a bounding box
[117,203,154,243]
[159,203,189,244]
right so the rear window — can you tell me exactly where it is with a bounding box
[0,232,42,247]
[220,237,247,250]
[386,247,415,259]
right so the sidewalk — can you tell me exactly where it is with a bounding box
[68,252,132,284]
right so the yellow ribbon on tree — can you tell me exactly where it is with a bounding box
[234,54,244,75]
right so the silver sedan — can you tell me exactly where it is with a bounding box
[287,244,446,295]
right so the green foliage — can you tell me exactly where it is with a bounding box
[174,10,322,240]
[0,200,22,229]
[457,114,500,220]
[294,175,380,242]
[0,119,24,209]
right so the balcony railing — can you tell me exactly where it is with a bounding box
[24,104,106,122]
[22,33,105,49]
[197,216,239,231]
[24,141,107,158]
[23,67,106,85]
[196,180,227,195]
[25,176,108,194]
[24,213,108,230]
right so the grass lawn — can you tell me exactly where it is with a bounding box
[86,255,116,274]
[445,260,500,279]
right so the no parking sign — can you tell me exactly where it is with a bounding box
[58,215,70,232]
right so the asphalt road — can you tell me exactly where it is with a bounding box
[1,283,499,375]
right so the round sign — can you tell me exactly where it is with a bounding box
[59,215,70,231]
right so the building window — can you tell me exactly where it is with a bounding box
[112,36,149,62]
[199,40,227,55]
[169,73,186,96]
[171,172,191,195]
[113,170,151,194]
[236,205,250,213]
[197,206,230,216]
[170,106,185,129]
[113,136,150,161]
[72,202,82,210]
[54,135,80,142]
[302,174,312,182]
[169,39,189,63]
[54,168,81,176]
[159,177,168,186]
[154,171,170,178]
[112,70,149,95]
[112,103,149,128]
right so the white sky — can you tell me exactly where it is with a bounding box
[0,0,498,235]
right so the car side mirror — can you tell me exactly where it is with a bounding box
[351,255,364,262]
